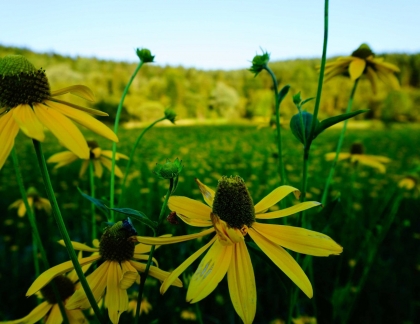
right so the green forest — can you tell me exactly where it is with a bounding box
[1,45,420,124]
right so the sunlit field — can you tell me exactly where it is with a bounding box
[1,124,419,323]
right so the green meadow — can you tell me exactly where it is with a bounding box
[1,124,419,323]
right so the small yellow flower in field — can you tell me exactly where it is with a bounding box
[136,177,342,324]
[292,315,317,324]
[127,296,152,316]
[48,140,128,178]
[0,55,118,170]
[398,176,417,190]
[8,186,51,217]
[26,219,182,324]
[180,309,197,321]
[3,256,89,324]
[325,143,391,173]
[322,43,400,93]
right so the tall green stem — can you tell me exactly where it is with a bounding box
[265,67,287,186]
[11,148,70,324]
[321,79,359,204]
[110,62,144,222]
[32,140,103,323]
[89,161,97,241]
[119,116,166,206]
[135,178,174,323]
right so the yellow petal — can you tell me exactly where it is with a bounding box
[187,239,233,303]
[120,260,139,289]
[101,150,129,160]
[256,201,321,219]
[254,186,300,213]
[93,159,103,178]
[368,58,400,73]
[3,301,52,324]
[323,66,348,83]
[134,235,172,254]
[99,157,123,178]
[348,58,366,80]
[47,151,78,164]
[45,100,118,142]
[168,196,212,220]
[325,152,351,161]
[367,155,391,163]
[375,66,400,90]
[8,199,22,210]
[136,228,214,245]
[131,254,159,267]
[227,240,256,324]
[0,112,20,170]
[248,228,313,298]
[65,308,88,324]
[365,66,378,94]
[79,160,90,178]
[66,260,110,309]
[195,178,215,207]
[26,255,100,296]
[160,236,217,294]
[45,304,62,324]
[129,261,183,287]
[51,98,108,116]
[57,240,99,252]
[51,85,95,102]
[105,262,128,324]
[12,104,45,141]
[353,155,386,173]
[17,196,33,217]
[253,222,343,256]
[33,103,89,159]
[91,147,102,159]
[177,213,213,227]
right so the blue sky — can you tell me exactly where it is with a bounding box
[1,0,419,70]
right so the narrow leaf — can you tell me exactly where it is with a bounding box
[314,110,369,138]
[277,85,290,104]
[77,187,109,217]
[109,207,157,230]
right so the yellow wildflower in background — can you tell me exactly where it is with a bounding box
[127,296,152,317]
[323,43,400,93]
[0,55,118,170]
[325,143,391,173]
[26,219,182,324]
[398,176,417,191]
[48,140,128,178]
[136,177,343,324]
[8,186,51,217]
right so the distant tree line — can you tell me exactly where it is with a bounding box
[2,45,419,123]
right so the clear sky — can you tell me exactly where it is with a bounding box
[1,0,418,70]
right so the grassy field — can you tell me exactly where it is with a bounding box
[0,124,419,323]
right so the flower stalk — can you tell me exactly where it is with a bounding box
[89,161,97,240]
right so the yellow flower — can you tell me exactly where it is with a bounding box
[0,55,118,170]
[323,44,400,93]
[292,315,317,324]
[127,296,152,316]
[8,186,51,217]
[47,140,128,178]
[2,255,89,324]
[325,143,391,173]
[398,176,417,191]
[136,177,343,324]
[180,309,197,321]
[26,219,182,324]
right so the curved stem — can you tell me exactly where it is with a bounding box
[110,61,144,221]
[89,161,97,240]
[32,140,103,323]
[11,148,70,324]
[321,79,359,204]
[119,116,166,206]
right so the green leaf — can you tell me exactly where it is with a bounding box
[77,187,109,217]
[277,85,290,103]
[301,97,315,106]
[314,110,369,138]
[109,207,158,230]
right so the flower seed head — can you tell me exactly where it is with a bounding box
[350,142,365,155]
[40,275,74,304]
[212,176,255,229]
[351,43,374,59]
[0,55,51,108]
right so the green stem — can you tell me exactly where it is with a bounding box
[11,148,70,324]
[119,116,166,206]
[265,66,287,186]
[110,61,144,222]
[321,79,359,205]
[32,140,103,323]
[89,161,97,240]
[32,224,40,277]
[195,302,204,324]
[135,178,174,323]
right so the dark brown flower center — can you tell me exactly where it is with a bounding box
[351,44,374,60]
[350,143,365,155]
[40,275,74,304]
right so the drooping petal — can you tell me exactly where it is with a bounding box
[91,147,102,159]
[0,111,20,170]
[26,255,100,296]
[66,260,110,309]
[254,186,300,213]
[101,150,129,160]
[8,199,22,210]
[79,160,90,178]
[368,58,400,73]
[18,196,33,217]
[50,98,108,116]
[252,222,343,256]
[47,151,78,165]
[352,155,386,173]
[195,178,215,207]
[136,228,215,245]
[187,239,233,303]
[227,240,256,324]
[248,228,313,298]
[177,213,213,227]
[12,104,45,141]
[256,201,321,219]
[375,66,400,90]
[160,236,217,294]
[105,262,128,324]
[3,301,52,324]
[57,240,99,252]
[65,309,88,324]
[45,100,118,142]
[100,156,123,178]
[325,152,351,161]
[348,58,366,80]
[131,254,159,267]
[168,196,212,220]
[51,85,95,101]
[134,235,172,254]
[367,155,391,163]
[93,159,103,178]
[129,261,183,287]
[45,304,62,324]
[365,66,378,94]
[120,260,139,289]
[33,103,89,159]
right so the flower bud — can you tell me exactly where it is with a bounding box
[154,158,183,179]
[249,51,270,76]
[164,108,177,124]
[136,48,155,63]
